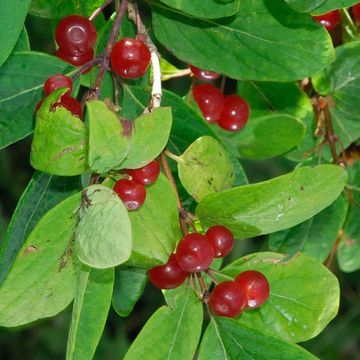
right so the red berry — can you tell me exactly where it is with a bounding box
[235,270,270,309]
[126,160,161,186]
[313,11,340,31]
[176,233,215,272]
[190,65,220,81]
[352,4,360,22]
[209,281,246,318]
[113,178,146,211]
[217,94,250,132]
[192,84,224,123]
[206,225,235,258]
[56,48,94,66]
[148,254,188,290]
[52,95,83,118]
[55,15,97,54]
[44,74,73,96]
[110,38,151,78]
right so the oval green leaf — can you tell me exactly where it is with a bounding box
[0,193,81,327]
[221,252,340,343]
[196,165,347,238]
[75,185,132,269]
[312,0,359,15]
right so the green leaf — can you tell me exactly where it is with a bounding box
[0,172,81,285]
[152,0,335,81]
[198,317,318,360]
[75,184,132,269]
[13,27,30,52]
[268,195,348,262]
[0,193,81,327]
[118,107,172,169]
[87,100,130,173]
[282,0,326,12]
[123,285,203,360]
[126,174,181,268]
[312,42,360,152]
[66,267,114,360]
[0,52,74,149]
[112,267,147,317]
[0,0,32,66]
[159,0,240,19]
[30,89,88,176]
[178,136,235,202]
[29,0,104,18]
[312,1,359,15]
[196,165,347,238]
[221,252,340,343]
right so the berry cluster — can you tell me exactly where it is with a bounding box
[113,160,160,211]
[55,15,97,67]
[190,66,250,132]
[148,225,270,318]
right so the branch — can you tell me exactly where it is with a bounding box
[89,0,114,21]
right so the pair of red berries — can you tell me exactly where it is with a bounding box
[148,225,235,290]
[36,74,83,118]
[110,37,151,79]
[55,15,97,67]
[192,83,250,132]
[113,160,160,211]
[209,270,270,318]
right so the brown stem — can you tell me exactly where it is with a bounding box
[204,269,219,285]
[196,273,210,303]
[160,151,188,235]
[70,57,103,81]
[325,229,344,268]
[89,0,114,21]
[89,173,100,185]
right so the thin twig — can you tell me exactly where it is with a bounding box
[70,57,103,81]
[111,72,120,111]
[89,0,114,21]
[196,273,210,303]
[325,229,344,268]
[204,269,219,285]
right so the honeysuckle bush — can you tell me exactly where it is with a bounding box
[0,0,360,359]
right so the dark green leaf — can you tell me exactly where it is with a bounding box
[198,317,318,360]
[196,165,347,238]
[0,193,81,327]
[75,185,132,269]
[0,172,81,285]
[152,0,335,81]
[282,0,326,12]
[112,267,147,317]
[221,252,339,343]
[312,1,359,15]
[66,267,114,360]
[123,285,203,360]
[268,195,348,262]
[13,27,30,52]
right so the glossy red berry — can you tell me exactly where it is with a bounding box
[192,84,224,123]
[235,270,270,309]
[110,38,151,78]
[190,65,220,81]
[209,281,247,318]
[217,94,250,132]
[313,10,340,31]
[55,15,97,54]
[352,4,360,22]
[56,48,94,66]
[206,225,235,258]
[52,95,83,118]
[126,160,161,186]
[44,74,73,96]
[176,233,215,272]
[148,254,188,290]
[113,178,146,211]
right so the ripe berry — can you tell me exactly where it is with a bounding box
[190,65,220,81]
[209,281,246,318]
[113,178,146,211]
[352,4,360,22]
[313,11,340,31]
[192,84,224,123]
[235,270,270,309]
[52,95,83,118]
[206,225,235,258]
[110,38,151,78]
[56,48,94,66]
[217,94,250,132]
[55,15,97,54]
[148,254,188,290]
[126,160,160,186]
[44,74,73,96]
[176,233,215,272]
